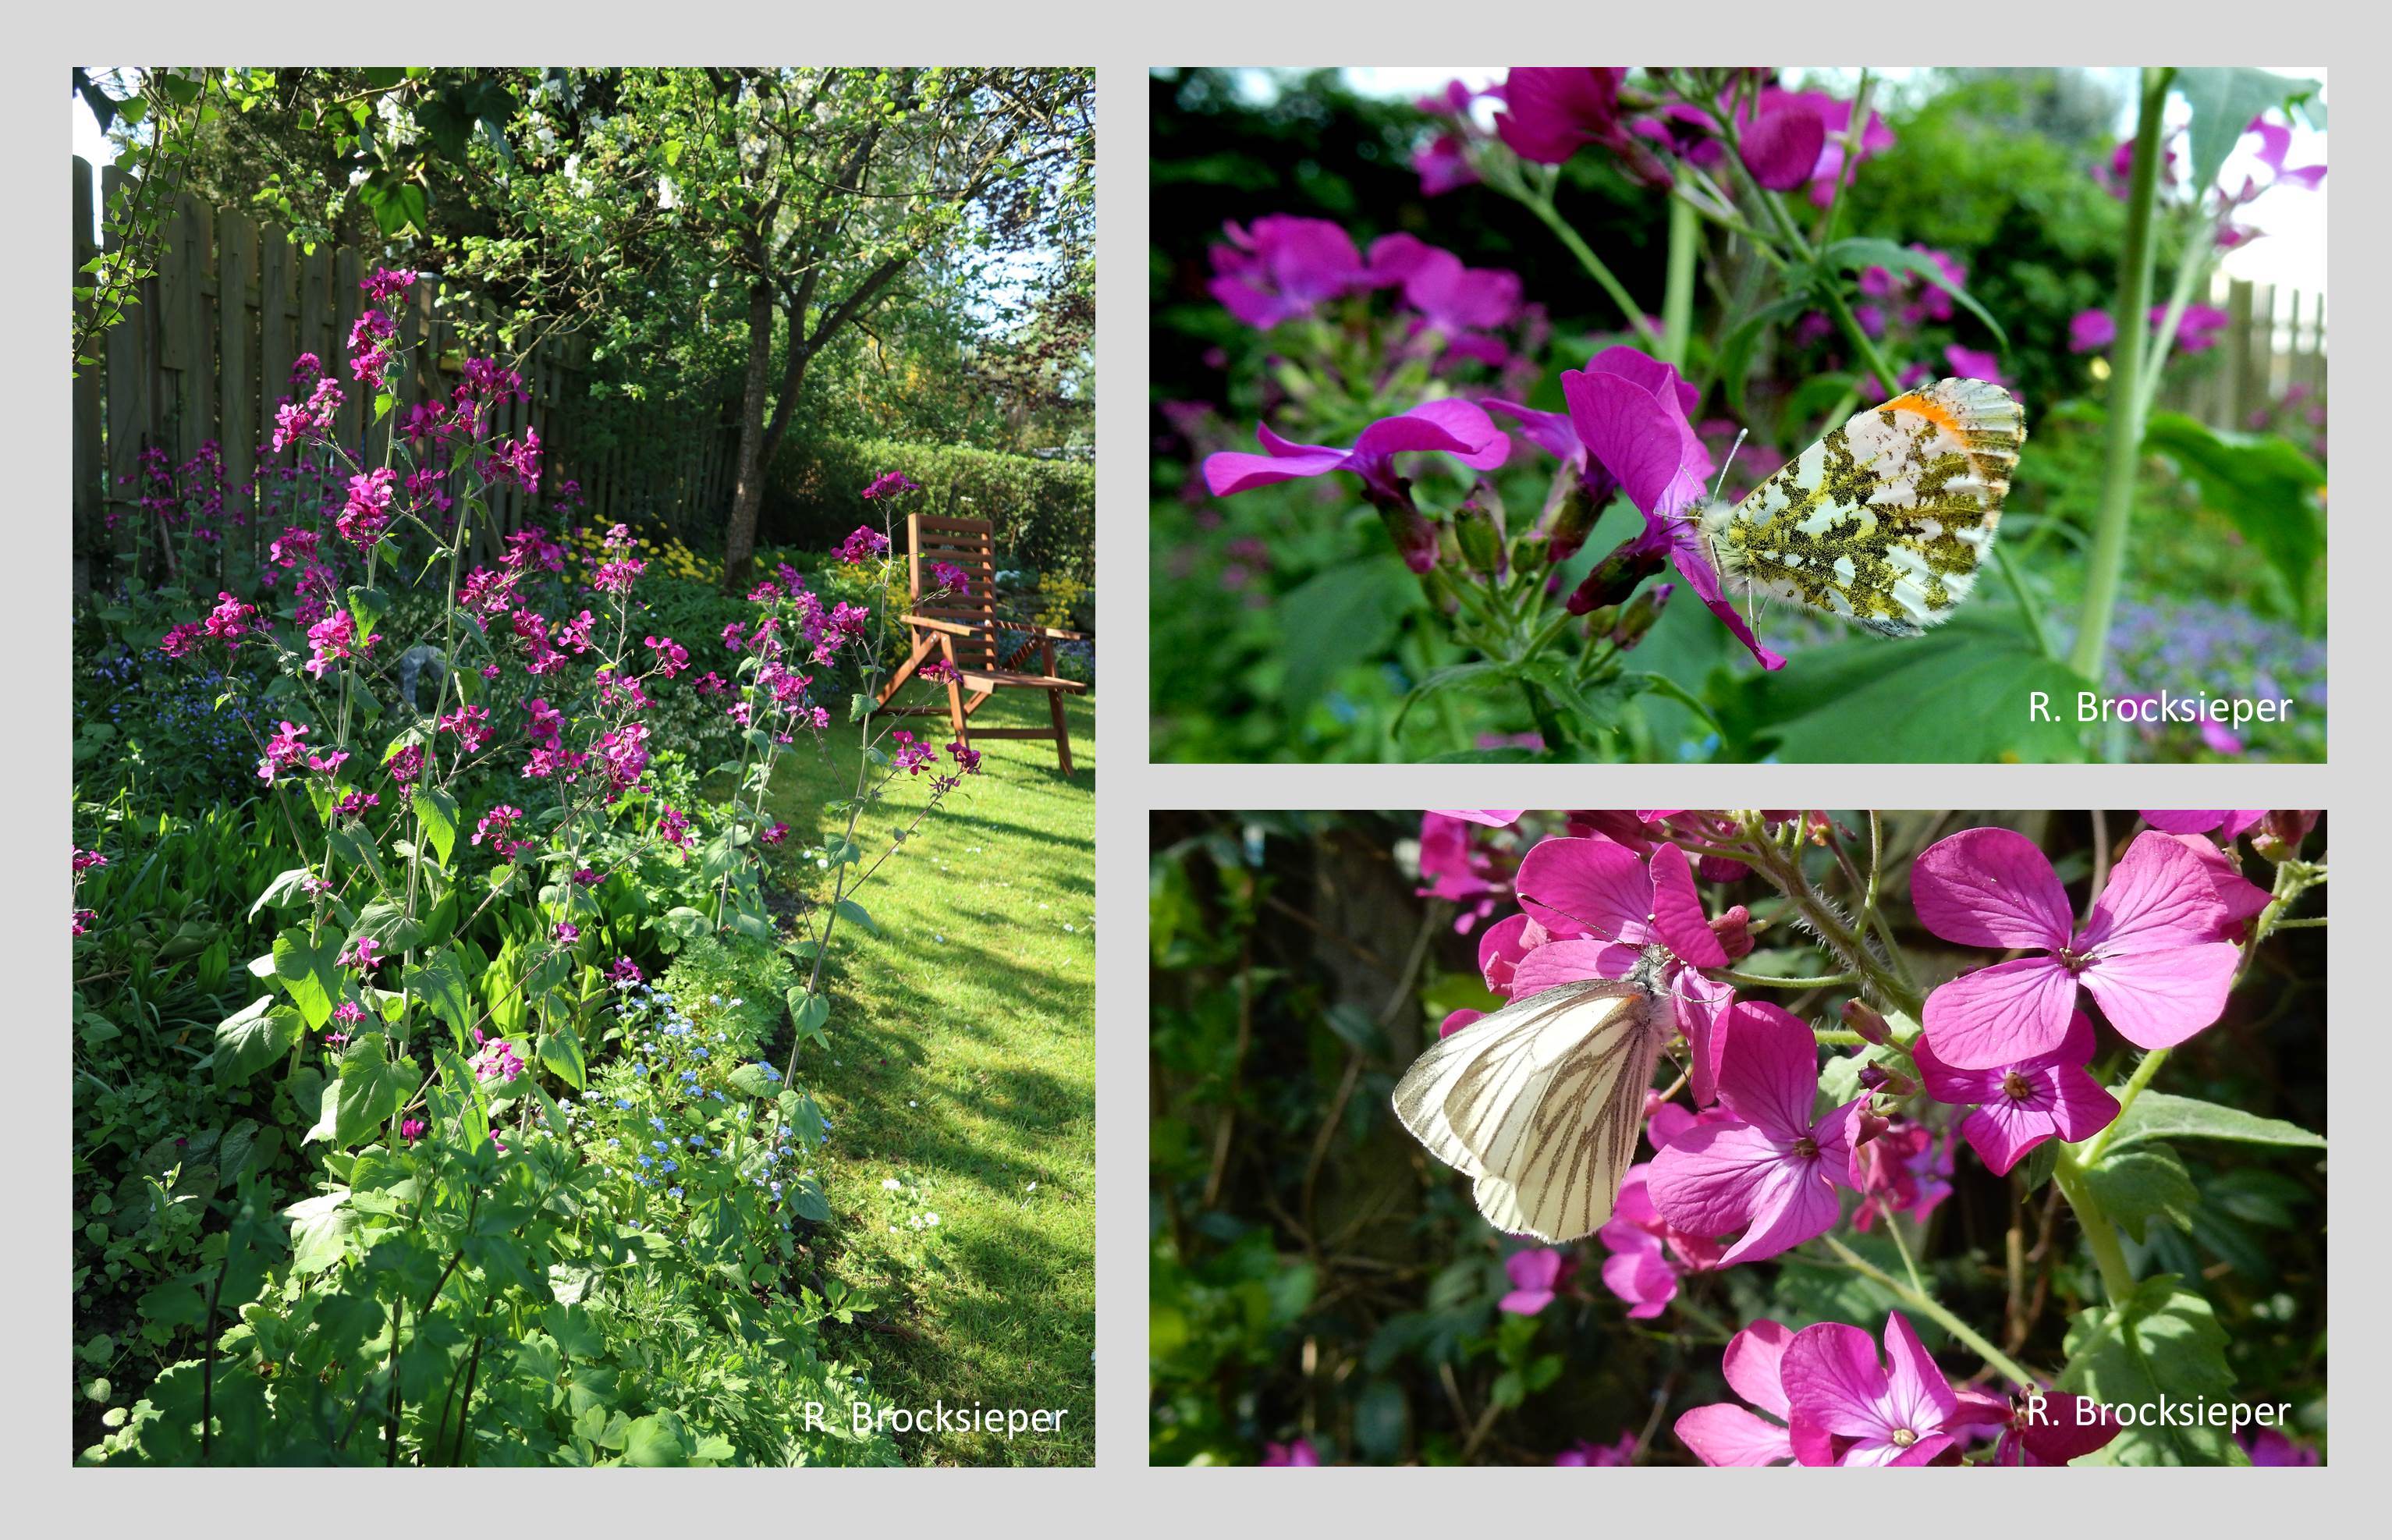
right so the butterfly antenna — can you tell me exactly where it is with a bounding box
[1711,428,1751,504]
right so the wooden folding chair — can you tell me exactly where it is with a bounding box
[873,506,1087,773]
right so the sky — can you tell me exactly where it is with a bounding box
[1330,67,2328,302]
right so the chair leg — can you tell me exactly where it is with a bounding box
[939,635,968,747]
[1047,687,1073,774]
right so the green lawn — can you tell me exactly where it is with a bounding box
[763,687,1095,1465]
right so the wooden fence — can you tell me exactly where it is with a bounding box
[2157,275,2328,431]
[72,155,741,580]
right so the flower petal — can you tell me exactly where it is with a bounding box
[1675,1403,1793,1467]
[1715,1152,1842,1265]
[1559,365,1711,520]
[1720,1318,1798,1420]
[1911,828,2074,950]
[1921,957,2078,1070]
[1744,102,1829,190]
[2078,940,2240,1051]
[1645,1119,1785,1238]
[1879,1311,1957,1432]
[1671,970,1736,1107]
[1712,1002,1822,1140]
[1516,835,1650,944]
[1647,843,1728,967]
[1780,1322,1893,1440]
[1348,399,1511,472]
[2078,830,2233,953]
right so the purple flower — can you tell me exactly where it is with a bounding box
[1647,1002,1858,1264]
[1759,87,1894,204]
[1983,1389,2123,1466]
[1944,343,2004,385]
[1208,215,1376,330]
[1414,133,1477,197]
[1202,401,1510,573]
[2142,808,2264,841]
[1559,346,1786,669]
[1914,1010,2120,1175]
[1676,1319,1799,1466]
[837,526,891,564]
[1493,68,1627,165]
[1914,827,2241,1070]
[1781,1312,1986,1466]
[1260,1439,1319,1467]
[2069,308,2117,353]
[1366,233,1522,336]
[1741,99,1828,191]
[1553,1432,1637,1466]
[2170,303,2232,353]
[1480,400,1622,562]
[2242,114,2326,193]
[1496,1246,1570,1315]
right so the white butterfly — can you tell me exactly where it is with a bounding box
[1696,378,2027,638]
[1391,946,1677,1243]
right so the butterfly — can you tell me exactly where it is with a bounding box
[1391,946,1678,1243]
[1695,378,2027,638]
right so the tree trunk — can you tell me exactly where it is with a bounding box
[720,271,777,592]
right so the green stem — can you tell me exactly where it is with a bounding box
[2078,1047,2168,1169]
[1520,186,1662,350]
[1991,541,2057,658]
[2069,67,2176,683]
[1660,195,1698,369]
[2134,217,2216,426]
[2050,1148,2136,1305]
[1819,1234,2038,1389]
[1716,968,1854,990]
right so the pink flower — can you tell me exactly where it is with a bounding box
[1560,346,1785,669]
[837,526,891,564]
[1414,133,1477,196]
[1596,1153,1724,1317]
[1260,1439,1319,1467]
[1677,1319,1799,1466]
[1847,1117,1955,1231]
[1944,343,2004,385]
[1204,399,1510,505]
[1781,1312,1986,1466]
[2069,308,2117,353]
[1414,812,1514,931]
[1366,233,1522,337]
[2142,809,2262,841]
[2240,1427,2320,1466]
[861,470,920,500]
[1915,827,2241,1070]
[1915,1010,2120,1175]
[1983,1389,2122,1467]
[1493,68,1634,169]
[1741,99,1828,190]
[1759,86,1894,204]
[400,1116,427,1144]
[1496,1247,1573,1315]
[1207,215,1376,330]
[1647,1003,1858,1264]
[1428,810,1524,828]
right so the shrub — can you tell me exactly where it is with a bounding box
[767,436,1095,584]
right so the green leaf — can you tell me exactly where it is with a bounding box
[726,1063,780,1097]
[271,931,344,1030]
[352,900,427,953]
[789,992,829,1041]
[621,1414,689,1467]
[1821,236,2008,348]
[2058,1275,2244,1465]
[283,1190,356,1276]
[1719,293,1815,417]
[2101,1089,2324,1153]
[661,906,710,942]
[788,1178,832,1223]
[538,1030,587,1091]
[332,1034,406,1148]
[2081,1141,2199,1243]
[1389,661,1507,745]
[406,952,473,1052]
[1710,617,2092,762]
[214,996,302,1084]
[413,787,460,867]
[1279,558,1418,712]
[834,899,878,937]
[250,868,316,921]
[2175,69,2319,200]
[2142,413,2325,624]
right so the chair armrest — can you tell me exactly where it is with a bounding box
[899,613,986,637]
[988,617,1087,642]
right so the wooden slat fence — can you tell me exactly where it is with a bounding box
[72,155,740,585]
[2157,275,2329,432]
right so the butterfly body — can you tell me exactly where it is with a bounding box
[1393,948,1677,1243]
[1696,378,2026,637]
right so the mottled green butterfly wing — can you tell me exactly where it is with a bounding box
[1698,378,2027,637]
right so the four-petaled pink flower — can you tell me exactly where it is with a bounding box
[1676,1318,1799,1466]
[1781,1312,1983,1466]
[1915,827,2241,1069]
[1208,215,1377,330]
[1914,1010,2120,1175]
[1647,1002,1858,1263]
[1260,1439,1319,1467]
[1553,1432,1637,1466]
[1496,1246,1572,1315]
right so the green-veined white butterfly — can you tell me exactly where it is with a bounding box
[1392,946,1677,1244]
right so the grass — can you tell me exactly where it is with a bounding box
[761,686,1095,1465]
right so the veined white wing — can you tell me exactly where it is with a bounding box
[1392,974,1674,1243]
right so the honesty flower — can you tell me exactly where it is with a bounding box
[1981,1389,2121,1467]
[1597,1140,1726,1318]
[1741,98,1829,190]
[1915,827,2241,1069]
[1676,1318,1799,1466]
[1553,1432,1637,1466]
[1497,1246,1572,1315]
[1261,1439,1320,1467]
[1492,68,1667,183]
[1559,346,1785,669]
[1366,233,1523,337]
[1913,1010,2119,1174]
[1208,215,1377,330]
[1647,1003,1858,1263]
[1415,811,1515,931]
[2069,308,2117,353]
[1781,1312,1984,1466]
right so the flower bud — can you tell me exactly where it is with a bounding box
[1578,603,1620,636]
[1453,485,1506,578]
[1540,461,1620,564]
[1708,903,1753,960]
[2252,809,2319,863]
[1366,481,1443,575]
[1609,581,1674,650]
[1851,1109,1890,1148]
[1842,999,1890,1045]
[1564,535,1666,616]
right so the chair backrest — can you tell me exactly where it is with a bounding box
[907,508,999,670]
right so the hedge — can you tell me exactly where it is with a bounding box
[766,436,1095,581]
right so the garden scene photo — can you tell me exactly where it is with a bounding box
[70,66,1095,1466]
[1150,810,2325,1464]
[1148,68,2326,763]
